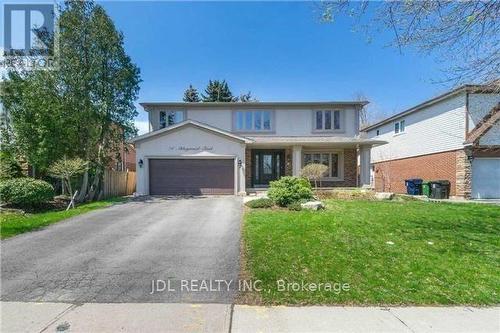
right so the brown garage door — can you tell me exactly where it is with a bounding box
[149,159,234,195]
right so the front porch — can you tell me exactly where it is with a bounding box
[244,143,373,191]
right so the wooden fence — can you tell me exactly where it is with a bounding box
[102,170,136,198]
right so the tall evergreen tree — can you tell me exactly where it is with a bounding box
[183,84,200,102]
[201,80,235,102]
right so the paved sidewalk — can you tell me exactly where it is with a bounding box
[0,302,231,332]
[233,305,500,333]
[1,302,499,333]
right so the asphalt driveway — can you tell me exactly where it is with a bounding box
[1,196,243,303]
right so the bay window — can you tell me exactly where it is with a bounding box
[234,110,273,132]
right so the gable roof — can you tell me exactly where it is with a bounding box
[362,84,498,132]
[130,119,253,143]
[465,104,500,145]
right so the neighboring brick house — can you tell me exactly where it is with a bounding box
[363,84,500,199]
[108,143,136,172]
[131,101,386,195]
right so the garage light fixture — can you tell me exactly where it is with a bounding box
[138,159,144,168]
[238,159,242,167]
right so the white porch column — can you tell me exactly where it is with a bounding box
[292,145,302,176]
[359,146,371,187]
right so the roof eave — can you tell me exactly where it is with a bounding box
[130,120,252,144]
[361,84,498,132]
[139,101,369,110]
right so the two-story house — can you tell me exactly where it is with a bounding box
[364,84,500,199]
[131,101,385,195]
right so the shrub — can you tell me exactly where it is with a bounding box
[316,189,375,201]
[300,163,328,189]
[0,151,23,180]
[0,178,55,207]
[287,201,303,211]
[245,198,274,209]
[48,157,88,196]
[268,176,313,207]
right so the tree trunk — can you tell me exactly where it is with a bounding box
[77,170,89,202]
[61,178,67,196]
[66,178,73,198]
[87,167,103,201]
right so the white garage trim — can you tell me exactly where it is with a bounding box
[143,155,238,195]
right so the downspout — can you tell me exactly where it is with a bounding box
[356,144,360,187]
[465,91,470,140]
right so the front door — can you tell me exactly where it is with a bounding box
[252,150,285,186]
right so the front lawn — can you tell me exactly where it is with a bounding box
[0,197,127,239]
[242,200,500,305]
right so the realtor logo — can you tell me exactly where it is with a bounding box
[2,3,57,69]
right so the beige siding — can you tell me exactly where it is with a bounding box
[146,106,360,137]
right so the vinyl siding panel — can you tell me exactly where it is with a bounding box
[468,93,500,131]
[367,93,467,163]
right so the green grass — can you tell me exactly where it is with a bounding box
[243,200,500,305]
[0,197,127,239]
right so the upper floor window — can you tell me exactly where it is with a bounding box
[394,119,405,134]
[234,110,272,132]
[160,110,184,129]
[314,110,341,131]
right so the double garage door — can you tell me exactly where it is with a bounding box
[471,158,500,199]
[149,158,235,195]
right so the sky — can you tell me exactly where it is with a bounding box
[11,1,461,134]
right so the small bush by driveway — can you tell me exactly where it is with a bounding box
[242,200,500,305]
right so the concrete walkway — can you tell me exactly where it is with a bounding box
[1,302,498,333]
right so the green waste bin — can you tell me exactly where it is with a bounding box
[422,182,431,197]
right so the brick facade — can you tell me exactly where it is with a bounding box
[285,148,293,176]
[245,148,293,188]
[246,147,357,189]
[245,148,252,188]
[373,150,459,196]
[319,148,357,187]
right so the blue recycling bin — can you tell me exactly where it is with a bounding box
[405,178,423,195]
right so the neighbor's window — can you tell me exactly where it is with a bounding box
[394,119,405,134]
[303,152,340,178]
[160,111,184,128]
[314,110,341,131]
[234,110,272,131]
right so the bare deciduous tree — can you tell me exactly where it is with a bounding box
[319,1,500,89]
[300,163,328,189]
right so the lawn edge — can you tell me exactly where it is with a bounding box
[235,206,264,305]
[0,197,129,240]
